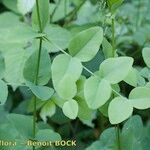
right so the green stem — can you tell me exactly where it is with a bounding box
[111,14,121,150]
[32,1,44,150]
[116,124,121,150]
[36,0,42,33]
[136,0,141,29]
[63,0,86,25]
[112,18,116,56]
[50,0,61,23]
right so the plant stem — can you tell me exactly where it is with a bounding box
[33,38,43,137]
[62,0,86,25]
[111,18,116,57]
[111,13,121,150]
[32,1,43,150]
[116,124,121,150]
[136,0,141,29]
[50,0,61,23]
[36,0,42,33]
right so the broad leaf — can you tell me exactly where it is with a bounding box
[36,129,61,142]
[3,48,32,85]
[32,0,49,31]
[102,37,113,58]
[107,0,124,12]
[0,23,38,44]
[27,82,54,101]
[23,48,51,85]
[121,115,144,150]
[99,57,133,84]
[140,67,150,79]
[108,97,133,124]
[0,80,8,105]
[142,47,150,68]
[40,101,56,122]
[17,0,35,15]
[62,100,78,119]
[7,114,35,138]
[124,68,138,87]
[2,0,18,13]
[0,12,19,28]
[129,87,150,109]
[77,97,93,120]
[44,25,71,53]
[68,26,103,62]
[51,54,82,99]
[84,76,112,109]
[86,127,117,150]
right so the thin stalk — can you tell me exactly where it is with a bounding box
[111,12,121,150]
[50,0,61,23]
[68,0,86,20]
[136,0,141,29]
[32,1,43,150]
[36,0,42,33]
[116,124,121,150]
[111,18,116,56]
[33,38,43,138]
[63,0,86,25]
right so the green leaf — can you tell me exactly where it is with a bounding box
[140,67,150,79]
[77,97,94,120]
[44,25,71,53]
[17,0,35,15]
[124,68,138,87]
[28,98,45,113]
[0,23,38,45]
[86,127,117,150]
[32,0,49,31]
[36,129,61,142]
[122,115,143,140]
[76,76,86,99]
[0,53,5,79]
[2,0,19,13]
[84,76,112,109]
[0,80,8,105]
[40,101,56,122]
[51,54,82,99]
[3,48,31,85]
[68,26,103,62]
[107,0,124,12]
[142,47,150,68]
[23,48,51,85]
[108,97,133,124]
[0,12,20,28]
[121,115,144,150]
[62,100,78,119]
[129,87,150,109]
[99,57,133,84]
[27,82,54,101]
[52,93,67,108]
[102,37,113,58]
[7,114,35,138]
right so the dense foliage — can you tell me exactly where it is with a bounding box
[0,0,150,150]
